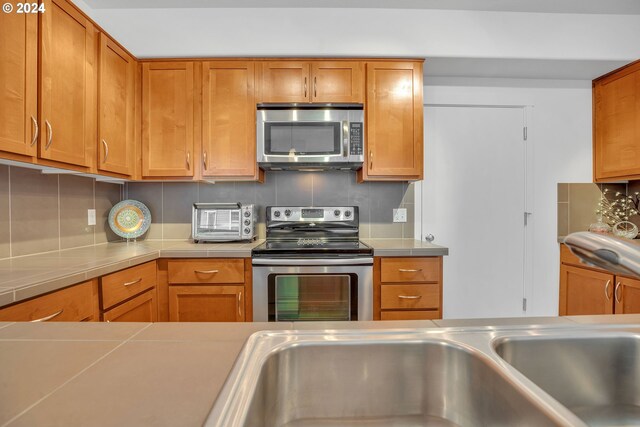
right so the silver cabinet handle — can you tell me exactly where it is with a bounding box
[101,139,109,163]
[31,309,63,322]
[398,295,422,299]
[30,116,38,146]
[195,269,219,274]
[238,291,242,318]
[605,279,611,301]
[203,151,208,170]
[45,120,52,150]
[123,278,142,287]
[186,151,191,170]
[304,77,307,98]
[314,76,317,98]
[399,268,422,273]
[615,282,622,304]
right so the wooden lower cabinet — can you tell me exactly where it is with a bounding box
[374,256,443,320]
[103,289,157,322]
[559,244,640,316]
[615,276,640,314]
[0,280,99,322]
[168,285,244,322]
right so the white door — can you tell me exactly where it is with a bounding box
[420,106,529,319]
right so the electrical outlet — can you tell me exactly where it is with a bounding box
[393,208,407,223]
[87,209,96,226]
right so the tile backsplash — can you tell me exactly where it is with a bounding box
[557,182,640,238]
[127,171,415,240]
[0,165,123,259]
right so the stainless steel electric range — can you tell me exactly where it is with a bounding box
[252,206,373,322]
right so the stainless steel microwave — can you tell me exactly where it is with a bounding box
[192,203,257,242]
[256,103,364,171]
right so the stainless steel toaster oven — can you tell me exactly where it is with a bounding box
[192,203,257,242]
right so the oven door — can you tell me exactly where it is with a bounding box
[252,258,373,322]
[192,208,242,241]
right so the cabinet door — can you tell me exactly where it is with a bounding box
[260,61,310,103]
[168,285,244,322]
[98,33,135,176]
[362,61,423,180]
[614,276,640,314]
[311,61,364,103]
[102,289,157,322]
[0,8,37,157]
[142,62,194,177]
[202,61,257,179]
[594,64,640,181]
[39,0,96,167]
[559,265,614,315]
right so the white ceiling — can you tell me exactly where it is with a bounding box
[82,0,640,14]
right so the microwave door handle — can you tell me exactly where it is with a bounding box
[342,121,349,158]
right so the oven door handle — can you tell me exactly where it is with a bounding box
[252,257,373,266]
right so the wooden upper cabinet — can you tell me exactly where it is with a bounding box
[0,8,37,158]
[39,0,96,168]
[202,61,257,179]
[259,61,364,104]
[142,61,195,177]
[593,61,640,182]
[311,61,364,103]
[98,33,135,176]
[260,61,310,103]
[360,61,424,181]
[559,264,614,316]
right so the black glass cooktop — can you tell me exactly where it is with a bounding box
[252,239,373,258]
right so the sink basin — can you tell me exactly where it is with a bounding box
[220,339,565,427]
[494,334,640,427]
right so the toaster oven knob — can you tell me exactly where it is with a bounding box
[244,227,251,235]
[284,209,292,217]
[344,210,352,218]
[244,219,251,226]
[244,211,251,218]
[334,209,341,217]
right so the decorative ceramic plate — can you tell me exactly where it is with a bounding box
[108,200,152,239]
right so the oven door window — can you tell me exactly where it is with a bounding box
[195,209,240,238]
[264,122,341,156]
[272,274,352,321]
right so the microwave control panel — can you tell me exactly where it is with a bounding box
[349,122,363,156]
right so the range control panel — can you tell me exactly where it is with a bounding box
[267,206,357,223]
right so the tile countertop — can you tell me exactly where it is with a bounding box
[0,315,638,426]
[0,238,448,309]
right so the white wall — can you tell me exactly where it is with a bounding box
[419,78,593,316]
[73,4,640,61]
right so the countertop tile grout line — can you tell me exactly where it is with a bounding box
[0,323,154,427]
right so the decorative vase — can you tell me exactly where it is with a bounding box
[589,221,611,234]
[613,221,639,239]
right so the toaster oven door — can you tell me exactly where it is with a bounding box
[193,208,242,241]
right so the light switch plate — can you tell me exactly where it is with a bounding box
[393,208,407,223]
[87,209,96,226]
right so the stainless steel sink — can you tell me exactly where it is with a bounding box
[494,334,640,427]
[204,328,601,427]
[241,340,561,427]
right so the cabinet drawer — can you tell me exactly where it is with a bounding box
[0,280,97,322]
[101,261,156,310]
[103,289,157,322]
[168,259,245,284]
[381,284,439,309]
[380,257,440,283]
[381,310,441,321]
[168,285,245,322]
